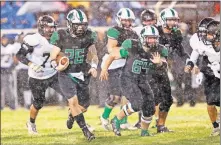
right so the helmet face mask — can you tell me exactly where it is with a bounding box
[144,36,158,49]
[66,9,88,37]
[165,18,179,29]
[141,9,157,26]
[203,20,220,51]
[38,15,57,39]
[197,17,215,42]
[142,19,157,27]
[67,21,88,37]
[120,18,134,28]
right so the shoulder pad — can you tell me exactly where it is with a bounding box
[189,33,200,51]
[122,39,132,50]
[23,34,40,47]
[107,27,120,39]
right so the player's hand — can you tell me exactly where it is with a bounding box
[191,66,200,75]
[29,62,43,73]
[50,60,58,70]
[150,52,162,64]
[196,72,203,85]
[99,69,109,81]
[184,65,191,73]
[88,68,97,78]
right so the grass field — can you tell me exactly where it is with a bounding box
[1,103,220,145]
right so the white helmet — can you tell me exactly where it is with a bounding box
[66,9,88,37]
[140,25,159,48]
[115,8,135,27]
[159,8,179,29]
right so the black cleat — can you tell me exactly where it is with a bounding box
[176,101,184,107]
[157,125,173,133]
[190,100,196,107]
[82,127,95,142]
[66,113,75,129]
[134,121,141,129]
[111,116,121,136]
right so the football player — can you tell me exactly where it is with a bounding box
[185,19,220,136]
[100,8,139,131]
[100,25,168,136]
[133,9,159,129]
[16,15,65,135]
[50,9,98,141]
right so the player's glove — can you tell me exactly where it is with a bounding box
[195,72,204,85]
[29,63,43,73]
[50,60,58,70]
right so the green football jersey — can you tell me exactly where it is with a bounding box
[50,29,97,73]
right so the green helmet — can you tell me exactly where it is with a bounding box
[140,25,159,48]
[159,8,179,29]
[115,8,135,28]
[66,9,88,37]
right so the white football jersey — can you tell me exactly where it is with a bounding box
[25,33,57,79]
[189,33,220,78]
[101,53,126,70]
[1,44,14,68]
[12,42,29,70]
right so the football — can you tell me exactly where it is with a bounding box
[56,52,68,65]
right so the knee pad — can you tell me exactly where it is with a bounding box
[207,101,220,107]
[33,99,44,110]
[122,103,135,116]
[141,115,152,124]
[106,95,119,107]
[142,103,155,117]
[159,97,173,112]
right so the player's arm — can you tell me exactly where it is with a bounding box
[16,37,43,72]
[16,45,32,66]
[157,46,168,68]
[102,49,122,71]
[184,34,200,73]
[105,38,132,69]
[86,44,99,69]
[49,31,62,68]
[106,28,121,53]
[100,39,131,81]
[16,35,39,66]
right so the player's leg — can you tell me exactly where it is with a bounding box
[138,79,155,136]
[49,73,75,129]
[26,77,48,134]
[100,68,122,130]
[204,75,220,136]
[58,73,95,141]
[110,78,142,136]
[119,96,137,130]
[157,74,173,133]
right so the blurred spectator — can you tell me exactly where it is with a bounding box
[1,34,17,110]
[1,1,13,29]
[90,2,113,26]
[13,33,32,109]
[11,2,36,29]
[51,11,66,27]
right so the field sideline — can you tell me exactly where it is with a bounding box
[1,103,220,145]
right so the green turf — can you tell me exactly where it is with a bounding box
[1,103,220,145]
